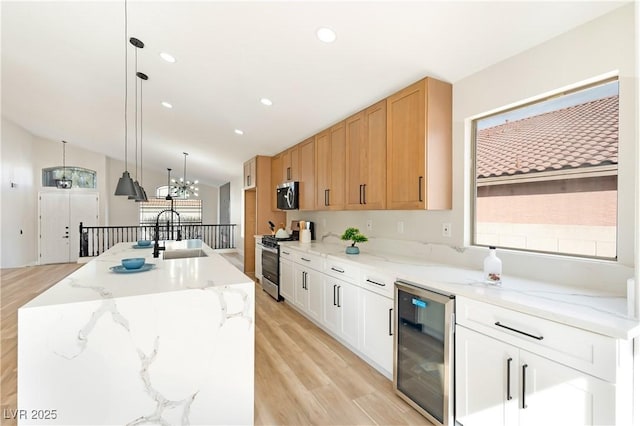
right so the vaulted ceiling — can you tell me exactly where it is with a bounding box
[1,1,628,186]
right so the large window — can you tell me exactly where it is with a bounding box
[473,78,618,259]
[139,198,202,225]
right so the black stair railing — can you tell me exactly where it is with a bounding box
[79,222,236,257]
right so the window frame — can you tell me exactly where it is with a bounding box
[470,76,619,260]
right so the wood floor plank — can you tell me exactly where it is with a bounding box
[2,262,434,425]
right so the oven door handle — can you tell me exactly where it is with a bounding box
[262,245,278,254]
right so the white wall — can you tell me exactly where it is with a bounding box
[1,117,222,267]
[1,119,37,267]
[290,5,637,291]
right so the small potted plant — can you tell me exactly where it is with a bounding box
[341,227,368,254]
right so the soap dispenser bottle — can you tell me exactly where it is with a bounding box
[484,246,502,285]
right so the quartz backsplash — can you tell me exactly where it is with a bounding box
[288,210,633,295]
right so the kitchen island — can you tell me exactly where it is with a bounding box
[17,241,254,425]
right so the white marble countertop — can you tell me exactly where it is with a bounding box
[18,239,255,425]
[280,241,640,340]
[22,240,253,309]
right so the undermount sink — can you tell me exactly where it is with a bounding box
[162,248,208,260]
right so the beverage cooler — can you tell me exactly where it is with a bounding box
[394,280,455,426]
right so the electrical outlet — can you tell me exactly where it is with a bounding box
[442,223,452,237]
[397,221,404,234]
[366,220,373,231]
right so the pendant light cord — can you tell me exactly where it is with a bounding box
[183,152,188,183]
[62,140,67,179]
[123,0,129,171]
[134,46,138,180]
[140,76,143,185]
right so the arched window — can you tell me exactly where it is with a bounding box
[42,167,97,189]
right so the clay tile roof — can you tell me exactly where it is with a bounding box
[476,95,618,179]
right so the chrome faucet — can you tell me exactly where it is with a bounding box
[153,209,181,258]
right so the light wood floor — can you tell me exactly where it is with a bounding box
[1,263,83,426]
[1,263,432,426]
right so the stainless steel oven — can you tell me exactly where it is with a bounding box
[261,244,279,300]
[394,280,455,426]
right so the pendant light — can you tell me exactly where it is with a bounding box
[166,168,174,200]
[129,36,148,201]
[56,140,72,189]
[172,152,199,198]
[114,0,136,197]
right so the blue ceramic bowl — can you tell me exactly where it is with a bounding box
[121,257,145,270]
[137,239,151,247]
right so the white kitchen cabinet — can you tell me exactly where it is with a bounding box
[456,325,515,426]
[456,325,616,426]
[293,263,322,323]
[456,296,630,426]
[279,256,294,302]
[323,275,359,349]
[518,351,615,426]
[358,288,393,375]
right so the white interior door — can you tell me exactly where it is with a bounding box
[39,192,99,264]
[39,192,70,264]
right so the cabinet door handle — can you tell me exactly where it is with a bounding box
[495,322,543,341]
[324,189,329,206]
[359,184,363,204]
[287,167,291,181]
[282,250,290,255]
[301,257,311,262]
[362,184,366,204]
[331,267,344,273]
[304,272,308,290]
[337,285,341,307]
[366,278,385,287]
[418,176,423,202]
[521,364,528,409]
[333,284,337,306]
[506,357,513,401]
[388,308,393,336]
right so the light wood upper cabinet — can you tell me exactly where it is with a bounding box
[345,100,387,210]
[243,156,285,274]
[386,77,452,210]
[281,145,299,182]
[298,137,315,211]
[315,121,346,210]
[270,153,282,211]
[243,157,257,189]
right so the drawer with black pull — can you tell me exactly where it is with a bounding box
[456,296,618,381]
[324,258,360,283]
[360,267,394,299]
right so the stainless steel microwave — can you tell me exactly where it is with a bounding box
[276,181,299,210]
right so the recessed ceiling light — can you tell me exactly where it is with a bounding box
[234,129,244,135]
[317,27,336,43]
[161,101,173,109]
[260,98,273,106]
[159,52,176,63]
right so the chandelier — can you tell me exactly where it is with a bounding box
[172,152,199,198]
[56,140,72,189]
